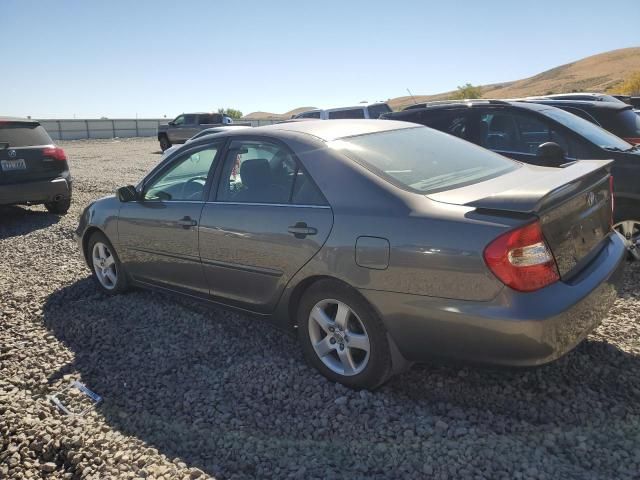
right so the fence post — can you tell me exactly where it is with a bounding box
[112,120,116,138]
[135,119,139,137]
[85,120,90,139]
[57,120,62,141]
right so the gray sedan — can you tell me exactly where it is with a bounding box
[75,120,626,389]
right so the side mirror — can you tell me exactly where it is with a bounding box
[536,142,565,167]
[116,185,138,202]
[168,121,175,126]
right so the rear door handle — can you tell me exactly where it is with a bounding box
[178,216,198,229]
[288,222,317,239]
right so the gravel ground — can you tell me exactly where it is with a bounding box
[1,137,639,480]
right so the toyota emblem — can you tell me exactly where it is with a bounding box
[586,191,595,207]
[8,149,16,158]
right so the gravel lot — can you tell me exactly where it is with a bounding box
[1,137,639,479]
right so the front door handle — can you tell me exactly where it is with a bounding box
[178,216,198,229]
[288,222,317,239]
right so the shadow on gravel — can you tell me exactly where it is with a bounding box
[0,205,61,240]
[44,278,640,479]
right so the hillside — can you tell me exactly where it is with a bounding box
[244,47,640,119]
[243,106,317,120]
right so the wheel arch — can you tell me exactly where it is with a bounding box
[81,226,107,267]
[287,274,412,379]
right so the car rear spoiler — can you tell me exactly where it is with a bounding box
[465,159,614,214]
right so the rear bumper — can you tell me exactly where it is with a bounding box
[361,232,627,366]
[0,176,71,205]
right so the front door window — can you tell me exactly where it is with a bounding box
[144,146,219,202]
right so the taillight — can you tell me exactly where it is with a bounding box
[623,137,640,145]
[483,221,559,292]
[43,146,67,161]
[609,175,615,228]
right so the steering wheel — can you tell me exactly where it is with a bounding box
[181,176,207,200]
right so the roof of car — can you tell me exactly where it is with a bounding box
[296,102,389,114]
[251,119,417,141]
[518,99,631,111]
[391,100,553,114]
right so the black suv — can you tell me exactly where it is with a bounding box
[519,98,640,144]
[0,117,72,214]
[382,101,640,256]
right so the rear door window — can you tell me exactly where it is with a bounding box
[366,104,392,119]
[183,114,196,125]
[417,110,472,140]
[0,123,53,147]
[480,111,568,155]
[217,140,295,204]
[328,109,366,119]
[561,107,600,125]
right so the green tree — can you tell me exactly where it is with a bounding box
[218,108,243,120]
[449,83,482,100]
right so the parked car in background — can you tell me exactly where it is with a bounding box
[161,125,251,158]
[76,120,626,389]
[381,100,640,258]
[519,98,640,144]
[292,102,392,120]
[525,93,628,103]
[157,112,243,151]
[0,117,71,214]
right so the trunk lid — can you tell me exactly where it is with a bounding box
[0,122,66,185]
[429,160,614,278]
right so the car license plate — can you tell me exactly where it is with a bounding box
[1,159,27,171]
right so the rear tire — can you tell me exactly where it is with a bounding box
[297,280,392,390]
[613,218,640,261]
[45,197,71,215]
[87,231,129,295]
[159,135,171,152]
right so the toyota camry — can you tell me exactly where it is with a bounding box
[76,120,626,389]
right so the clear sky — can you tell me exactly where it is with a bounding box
[3,0,638,119]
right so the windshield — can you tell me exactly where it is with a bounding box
[329,126,518,194]
[541,107,633,151]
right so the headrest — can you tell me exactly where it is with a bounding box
[240,159,271,188]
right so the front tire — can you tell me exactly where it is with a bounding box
[45,197,71,214]
[297,280,392,390]
[87,232,129,294]
[159,135,171,152]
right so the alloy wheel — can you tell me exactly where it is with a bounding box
[308,299,371,376]
[614,219,640,260]
[92,242,118,290]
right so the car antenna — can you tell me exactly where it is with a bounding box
[407,88,418,105]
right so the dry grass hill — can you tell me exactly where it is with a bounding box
[244,47,640,119]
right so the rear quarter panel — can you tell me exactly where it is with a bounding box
[274,135,515,309]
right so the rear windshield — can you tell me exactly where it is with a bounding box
[0,123,53,147]
[541,108,633,151]
[366,103,392,119]
[603,109,640,138]
[329,126,519,194]
[328,109,365,119]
